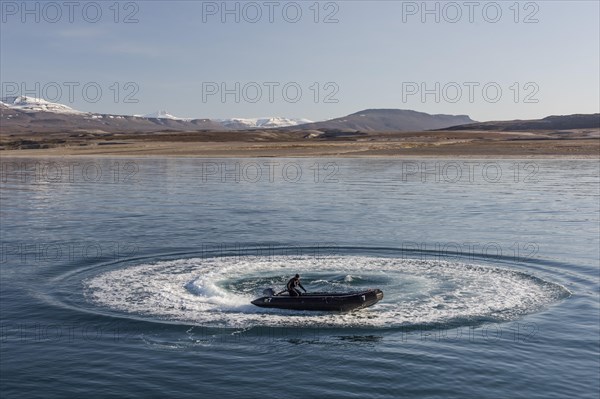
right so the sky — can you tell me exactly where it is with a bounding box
[1,0,599,122]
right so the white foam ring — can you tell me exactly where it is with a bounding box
[83,255,569,328]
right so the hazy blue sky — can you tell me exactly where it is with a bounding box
[1,0,598,121]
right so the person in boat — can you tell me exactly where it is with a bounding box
[286,274,307,297]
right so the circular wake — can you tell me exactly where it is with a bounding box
[83,255,569,328]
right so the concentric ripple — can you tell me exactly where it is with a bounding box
[83,255,570,328]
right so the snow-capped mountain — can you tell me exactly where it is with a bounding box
[0,96,85,114]
[0,96,313,129]
[217,117,313,129]
[136,113,311,127]
[138,110,186,120]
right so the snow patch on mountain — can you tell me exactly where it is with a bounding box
[138,110,188,120]
[217,117,313,129]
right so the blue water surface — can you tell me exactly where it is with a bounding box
[1,158,598,399]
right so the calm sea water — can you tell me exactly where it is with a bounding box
[1,158,598,399]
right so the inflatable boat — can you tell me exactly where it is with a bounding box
[251,288,383,312]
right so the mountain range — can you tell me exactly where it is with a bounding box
[0,96,476,134]
[1,96,313,131]
[1,96,597,134]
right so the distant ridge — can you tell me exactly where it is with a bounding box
[440,114,600,131]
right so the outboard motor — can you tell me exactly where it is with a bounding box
[262,288,276,297]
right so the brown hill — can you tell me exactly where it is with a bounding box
[287,109,475,132]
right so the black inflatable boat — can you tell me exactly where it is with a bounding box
[251,288,383,312]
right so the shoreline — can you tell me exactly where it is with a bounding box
[1,153,597,160]
[1,142,597,159]
[1,129,598,158]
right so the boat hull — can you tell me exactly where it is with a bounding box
[251,289,383,312]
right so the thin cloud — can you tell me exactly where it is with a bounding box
[101,42,167,57]
[57,27,109,38]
